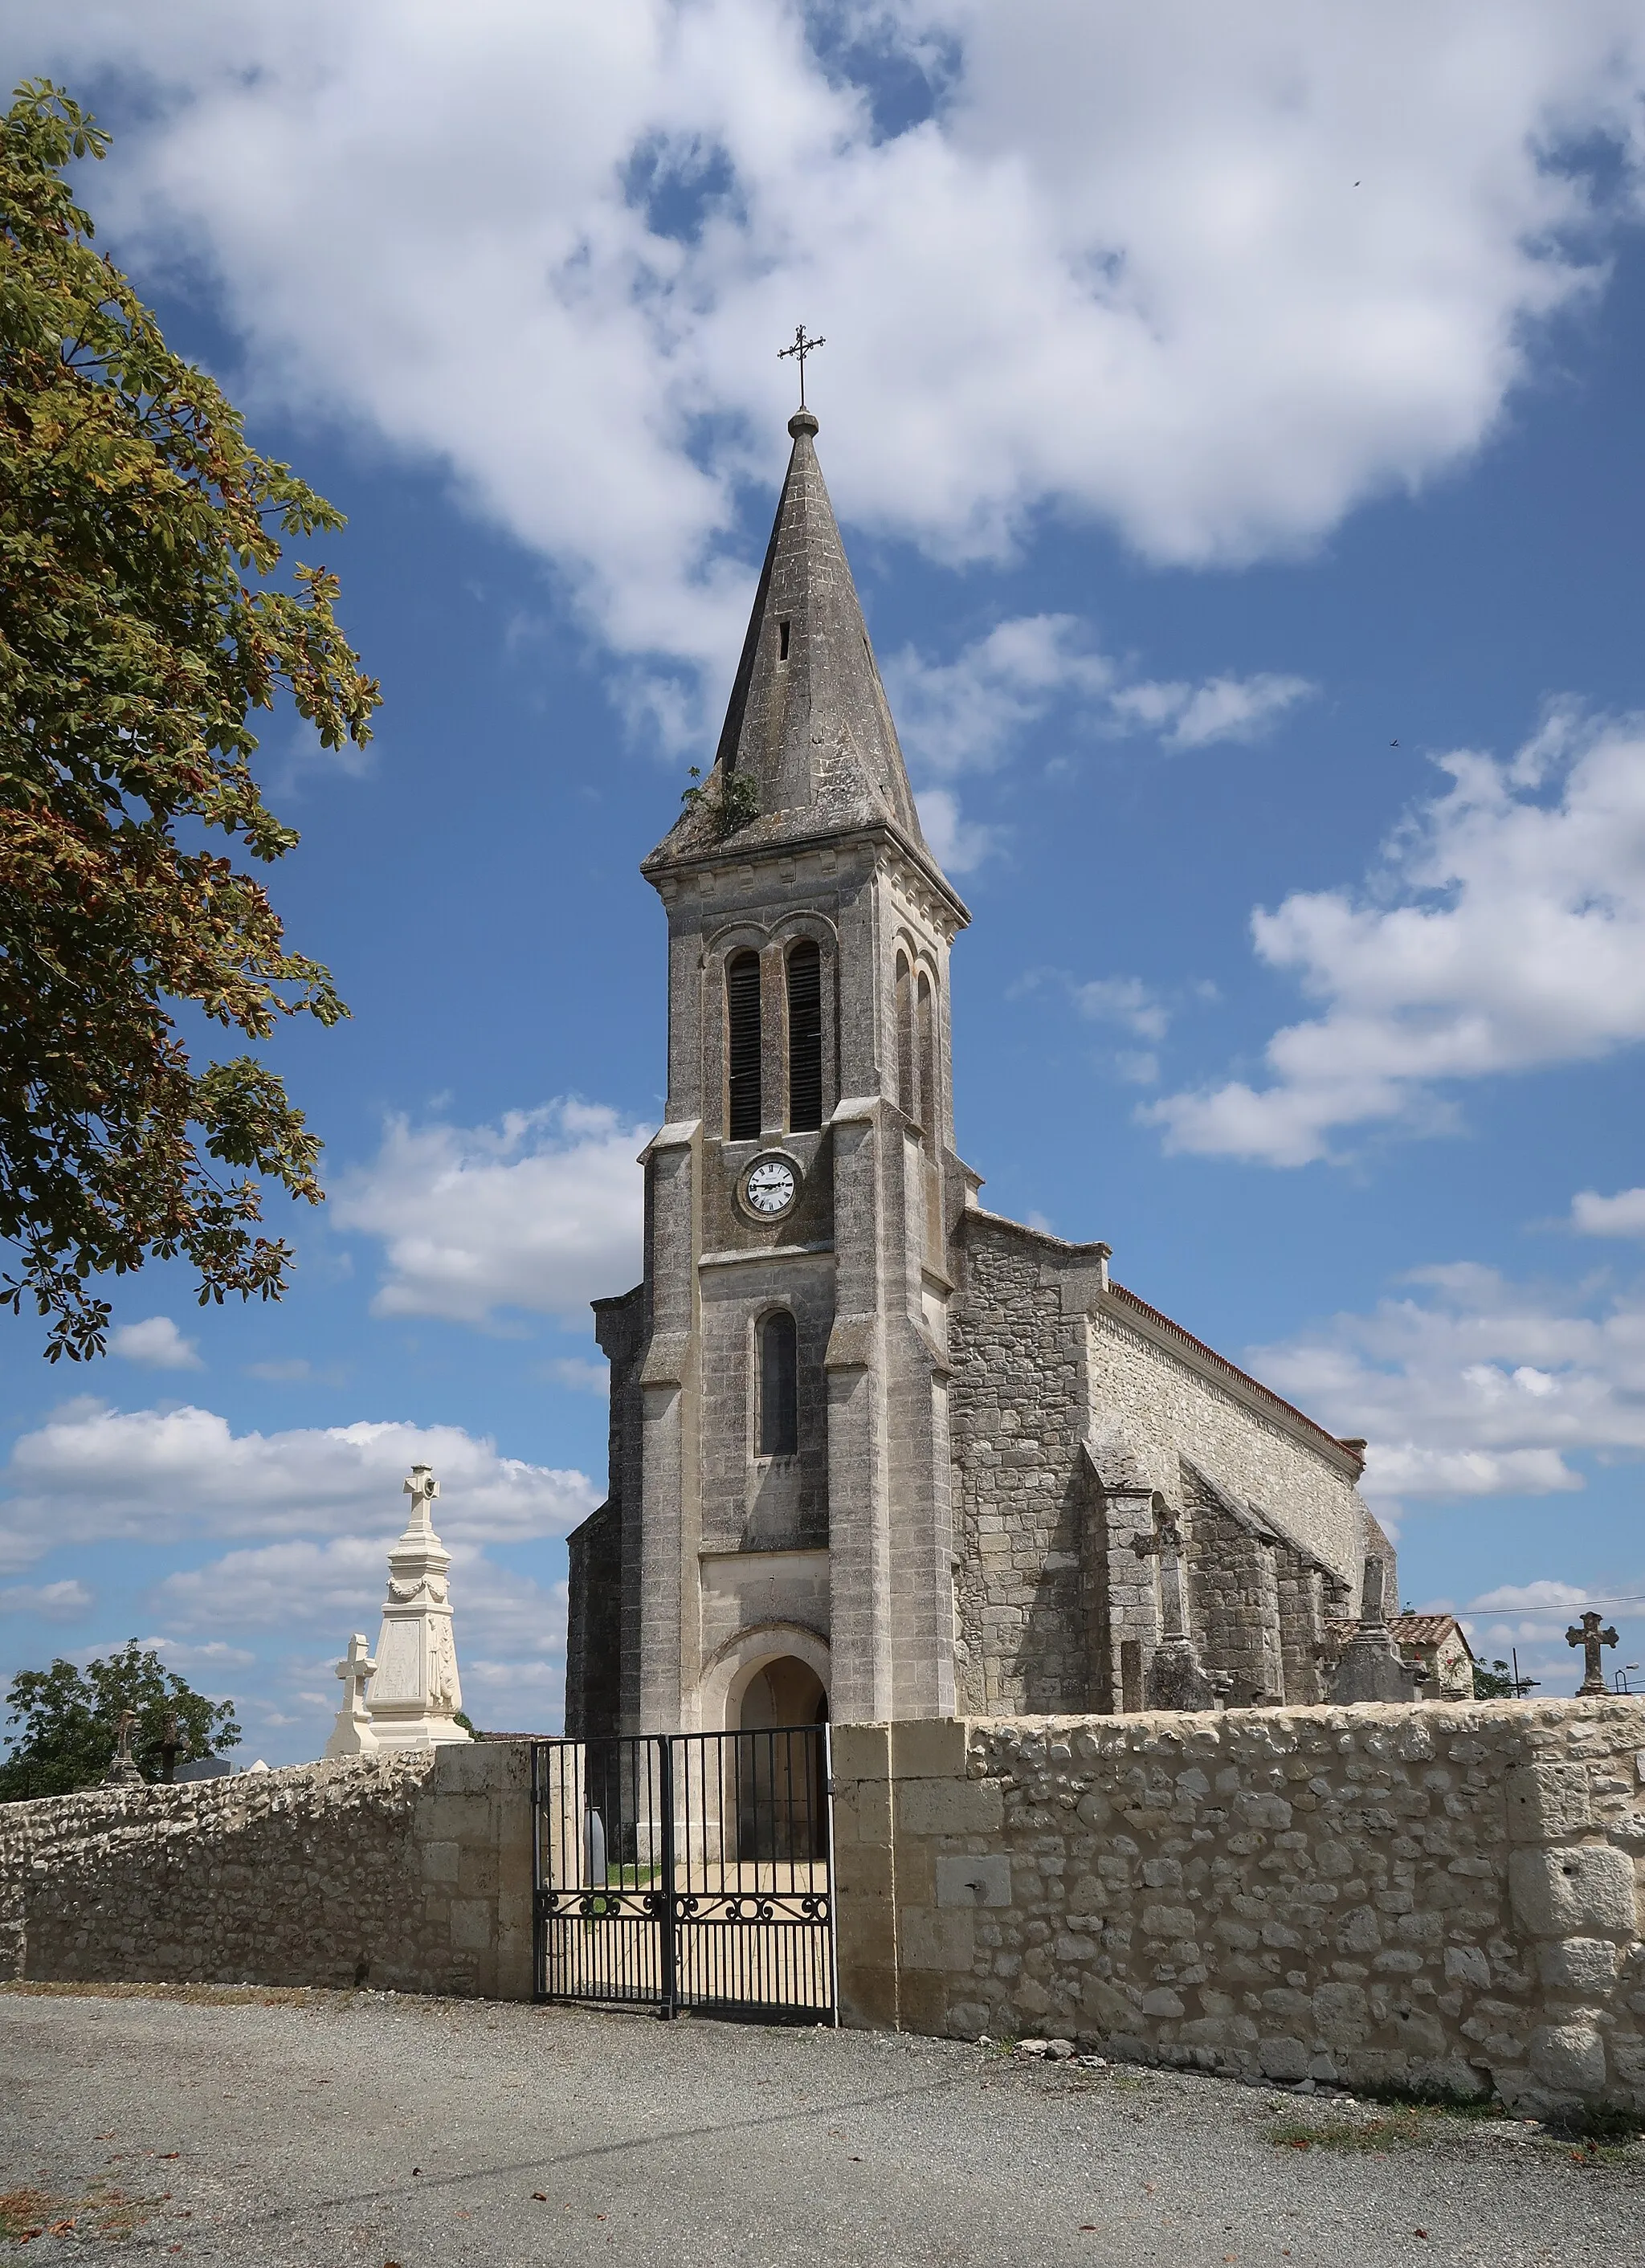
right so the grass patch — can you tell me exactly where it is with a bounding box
[0,2182,165,2244]
[1270,2112,1431,2154]
[0,1978,345,2007]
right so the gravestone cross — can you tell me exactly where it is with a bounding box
[1566,1610,1618,1696]
[337,1633,375,1715]
[322,1632,379,1760]
[1360,1554,1390,1626]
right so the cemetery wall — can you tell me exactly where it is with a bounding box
[0,1740,533,1999]
[831,1698,1645,2121]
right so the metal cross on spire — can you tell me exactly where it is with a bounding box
[778,323,826,410]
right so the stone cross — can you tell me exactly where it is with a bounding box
[336,1633,375,1715]
[1566,1610,1618,1696]
[1360,1555,1390,1627]
[104,1708,143,1787]
[403,1464,439,1532]
[1133,1517,1189,1642]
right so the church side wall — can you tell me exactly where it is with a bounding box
[0,1745,535,2000]
[948,1220,1091,1717]
[832,1700,1645,2120]
[1087,1300,1364,1585]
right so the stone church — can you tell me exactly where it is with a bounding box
[565,407,1391,1740]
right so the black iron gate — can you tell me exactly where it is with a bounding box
[531,1727,836,2024]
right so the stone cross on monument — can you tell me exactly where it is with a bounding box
[404,1462,439,1530]
[322,1633,379,1760]
[1566,1610,1618,1696]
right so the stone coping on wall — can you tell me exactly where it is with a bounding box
[829,1699,1645,2121]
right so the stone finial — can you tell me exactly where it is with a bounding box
[1094,1242,1112,1292]
[322,1633,379,1760]
[1566,1610,1618,1696]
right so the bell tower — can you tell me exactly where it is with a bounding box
[582,406,971,1736]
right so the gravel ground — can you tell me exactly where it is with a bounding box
[1,1983,1638,2267]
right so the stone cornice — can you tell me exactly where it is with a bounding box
[644,818,969,936]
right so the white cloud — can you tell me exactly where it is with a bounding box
[913,785,998,875]
[1108,671,1315,750]
[1149,707,1645,1164]
[888,615,1311,777]
[331,1099,648,1327]
[1251,1255,1645,1511]
[1467,1578,1592,1616]
[140,1636,257,1675]
[1069,976,1170,1043]
[243,1357,349,1386]
[108,1316,203,1371]
[9,5,1645,717]
[0,1579,92,1620]
[542,1357,611,1397]
[0,1400,597,1567]
[1571,1187,1645,1238]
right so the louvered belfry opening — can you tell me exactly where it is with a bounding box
[759,1308,799,1457]
[786,940,823,1132]
[727,951,763,1140]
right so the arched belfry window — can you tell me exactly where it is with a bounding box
[727,951,761,1140]
[895,952,916,1124]
[786,940,822,1132]
[758,1309,798,1457]
[916,972,937,1150]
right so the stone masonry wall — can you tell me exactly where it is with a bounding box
[948,1217,1092,1718]
[949,1216,1372,1721]
[831,1699,1645,2119]
[0,1741,533,1999]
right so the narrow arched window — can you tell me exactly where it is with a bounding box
[895,952,916,1124]
[916,972,937,1150]
[786,940,822,1132]
[758,1309,798,1457]
[727,952,761,1140]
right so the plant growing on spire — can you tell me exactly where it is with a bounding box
[682,764,761,838]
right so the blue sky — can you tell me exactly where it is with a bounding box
[5,4,1645,1759]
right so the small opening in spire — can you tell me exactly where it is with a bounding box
[778,619,790,663]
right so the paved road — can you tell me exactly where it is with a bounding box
[1,1984,1638,2266]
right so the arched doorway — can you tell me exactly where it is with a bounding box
[737,1654,827,1732]
[735,1654,827,1862]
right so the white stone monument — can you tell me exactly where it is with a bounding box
[322,1633,379,1759]
[365,1464,472,1752]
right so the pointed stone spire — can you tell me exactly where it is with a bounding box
[646,411,943,881]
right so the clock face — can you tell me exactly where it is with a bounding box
[745,1156,798,1216]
